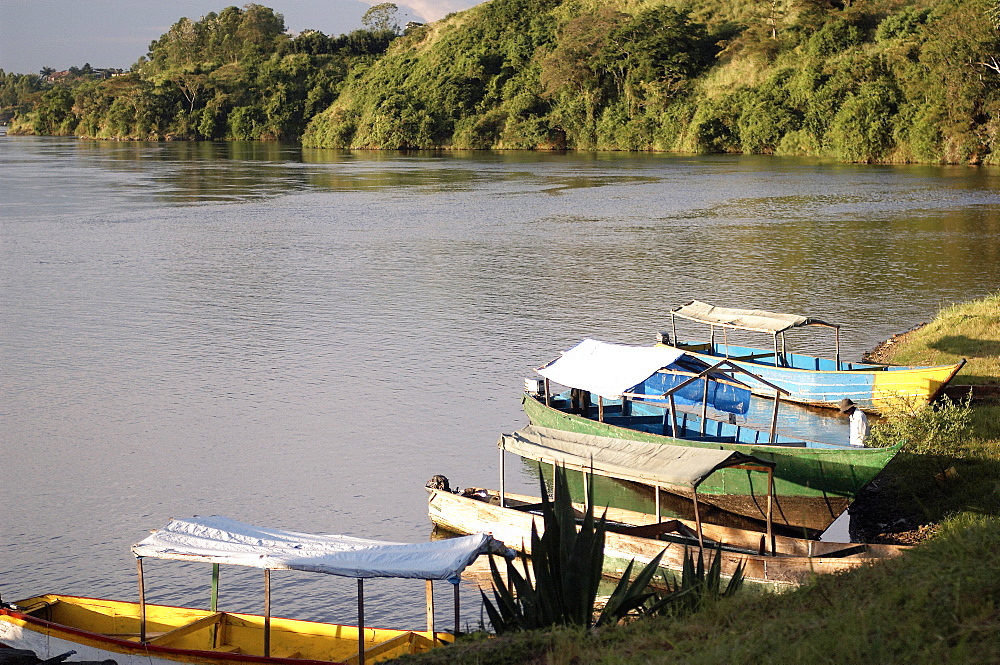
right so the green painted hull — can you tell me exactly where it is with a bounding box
[521,394,903,532]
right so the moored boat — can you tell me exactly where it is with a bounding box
[426,487,909,591]
[0,516,513,665]
[661,300,965,412]
[525,340,904,532]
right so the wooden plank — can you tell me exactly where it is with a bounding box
[147,612,225,645]
[342,632,416,665]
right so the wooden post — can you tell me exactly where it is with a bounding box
[700,377,709,436]
[137,557,146,644]
[835,327,841,370]
[453,584,460,636]
[766,468,775,556]
[598,396,604,422]
[769,390,780,444]
[426,580,435,641]
[499,445,506,509]
[670,313,678,347]
[263,569,271,658]
[655,486,660,523]
[582,470,589,510]
[669,395,679,437]
[692,488,705,550]
[211,563,220,611]
[544,378,551,406]
[773,333,780,366]
[358,579,365,665]
[723,328,729,356]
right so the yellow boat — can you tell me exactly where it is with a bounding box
[0,594,443,665]
[0,516,513,665]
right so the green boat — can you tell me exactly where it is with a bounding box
[522,339,905,533]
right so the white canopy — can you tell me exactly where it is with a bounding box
[132,516,513,583]
[671,301,837,334]
[536,338,686,398]
[500,425,773,491]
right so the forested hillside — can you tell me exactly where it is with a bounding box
[8,0,1000,163]
[6,4,396,140]
[304,0,1000,163]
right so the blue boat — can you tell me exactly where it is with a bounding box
[660,301,965,412]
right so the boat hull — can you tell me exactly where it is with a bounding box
[522,394,902,532]
[0,595,449,665]
[427,489,907,591]
[668,342,965,412]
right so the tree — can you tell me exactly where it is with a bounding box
[361,3,400,34]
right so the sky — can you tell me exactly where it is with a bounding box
[0,0,484,75]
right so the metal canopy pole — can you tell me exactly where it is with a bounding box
[670,312,678,346]
[358,579,365,665]
[263,569,271,658]
[453,584,460,636]
[655,486,660,523]
[137,557,146,644]
[773,333,780,366]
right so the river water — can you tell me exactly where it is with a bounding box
[2,137,999,630]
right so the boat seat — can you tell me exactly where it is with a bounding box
[147,612,224,646]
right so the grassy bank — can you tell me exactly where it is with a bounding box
[402,515,1000,664]
[396,293,1000,664]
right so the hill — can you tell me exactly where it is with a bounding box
[303,0,1000,163]
[8,0,1000,164]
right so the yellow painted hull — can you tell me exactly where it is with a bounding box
[0,595,451,665]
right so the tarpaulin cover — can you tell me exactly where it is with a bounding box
[672,301,836,334]
[500,425,773,490]
[132,516,513,583]
[536,338,687,398]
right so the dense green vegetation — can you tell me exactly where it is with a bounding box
[305,0,1000,162]
[7,4,397,140]
[9,0,1000,162]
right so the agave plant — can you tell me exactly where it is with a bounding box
[482,464,669,633]
[646,542,746,618]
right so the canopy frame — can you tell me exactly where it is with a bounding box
[498,426,777,555]
[620,357,791,444]
[132,518,509,665]
[669,300,842,369]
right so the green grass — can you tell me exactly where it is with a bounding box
[397,516,1000,664]
[885,292,1000,385]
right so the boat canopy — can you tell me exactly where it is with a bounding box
[499,425,774,491]
[132,515,512,583]
[535,338,754,414]
[671,301,838,334]
[537,338,716,396]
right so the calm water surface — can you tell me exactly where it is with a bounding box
[3,138,1000,628]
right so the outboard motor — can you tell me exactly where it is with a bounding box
[425,475,452,492]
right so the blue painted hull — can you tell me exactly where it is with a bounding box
[668,342,965,412]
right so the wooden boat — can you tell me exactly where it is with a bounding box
[426,488,910,591]
[0,516,513,665]
[661,300,965,412]
[526,340,904,532]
